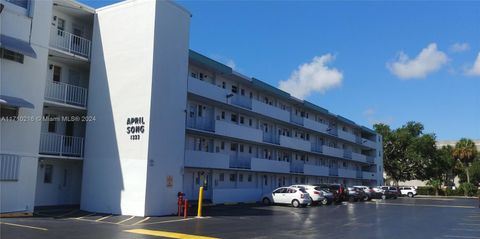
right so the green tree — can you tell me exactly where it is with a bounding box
[426,179,442,196]
[453,138,478,184]
[374,121,437,185]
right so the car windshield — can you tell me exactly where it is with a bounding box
[298,188,307,193]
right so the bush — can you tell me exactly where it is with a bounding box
[460,183,478,197]
[416,186,435,195]
[445,187,464,196]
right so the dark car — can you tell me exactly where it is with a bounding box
[347,187,367,202]
[313,184,349,203]
[380,186,400,199]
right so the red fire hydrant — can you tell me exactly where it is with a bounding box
[177,192,188,218]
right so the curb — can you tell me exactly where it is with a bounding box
[415,195,478,199]
[0,211,33,218]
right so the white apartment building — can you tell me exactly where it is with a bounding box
[0,0,383,217]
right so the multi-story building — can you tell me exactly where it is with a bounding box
[1,0,383,217]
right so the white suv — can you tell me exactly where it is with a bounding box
[291,184,329,205]
[262,187,312,208]
[399,186,417,197]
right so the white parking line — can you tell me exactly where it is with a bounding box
[459,223,480,226]
[130,217,150,226]
[96,215,112,222]
[136,217,210,226]
[0,222,48,231]
[116,216,135,225]
[451,228,480,232]
[76,213,96,219]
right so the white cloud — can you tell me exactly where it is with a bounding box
[387,43,448,80]
[450,42,470,53]
[465,52,480,76]
[278,54,343,99]
[210,54,238,70]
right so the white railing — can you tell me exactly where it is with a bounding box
[229,155,251,169]
[50,29,91,59]
[45,81,88,107]
[290,160,304,173]
[39,133,84,157]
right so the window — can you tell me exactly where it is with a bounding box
[239,144,244,152]
[62,169,68,187]
[44,164,53,183]
[6,0,29,9]
[240,89,245,96]
[249,92,253,99]
[248,119,252,126]
[231,85,238,93]
[231,114,237,123]
[0,154,19,181]
[53,65,61,82]
[229,174,236,182]
[248,146,252,154]
[222,82,226,89]
[264,175,268,186]
[239,174,243,182]
[0,48,24,64]
[191,72,198,78]
[240,116,244,124]
[0,106,18,120]
[221,111,225,119]
[219,173,224,182]
[197,105,203,117]
[47,115,56,133]
[220,141,225,150]
[230,144,237,151]
[57,18,65,36]
[247,174,252,182]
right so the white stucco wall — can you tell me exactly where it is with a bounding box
[82,0,190,216]
[0,0,53,213]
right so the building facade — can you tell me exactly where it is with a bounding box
[1,0,383,216]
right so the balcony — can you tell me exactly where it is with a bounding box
[304,118,329,134]
[356,170,363,178]
[251,158,290,173]
[338,168,356,178]
[366,156,375,163]
[290,160,304,173]
[187,77,227,103]
[352,152,367,163]
[230,94,252,109]
[329,167,338,176]
[362,138,377,149]
[338,130,356,143]
[311,142,323,153]
[279,135,311,152]
[362,172,377,180]
[343,150,352,159]
[251,100,290,122]
[229,155,251,169]
[215,120,262,142]
[50,29,91,59]
[39,133,84,157]
[304,164,329,177]
[262,133,279,144]
[184,150,229,169]
[45,81,88,108]
[326,127,338,136]
[290,113,304,126]
[322,145,343,158]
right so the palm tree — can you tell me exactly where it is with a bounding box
[453,138,478,184]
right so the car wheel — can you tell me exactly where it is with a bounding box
[262,197,271,205]
[381,194,387,200]
[393,196,398,199]
[321,198,328,205]
[292,199,300,208]
[363,196,369,201]
[407,192,413,198]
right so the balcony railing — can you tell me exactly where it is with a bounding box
[343,150,352,159]
[290,113,304,126]
[229,155,251,169]
[50,29,91,59]
[39,133,84,157]
[329,167,339,176]
[366,156,375,163]
[230,94,252,109]
[356,170,363,178]
[45,81,88,107]
[186,117,214,131]
[184,150,229,169]
[290,160,304,173]
[326,127,338,136]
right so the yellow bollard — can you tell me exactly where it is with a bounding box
[197,186,204,217]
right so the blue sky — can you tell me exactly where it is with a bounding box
[80,0,480,140]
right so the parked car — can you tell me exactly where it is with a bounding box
[353,186,376,201]
[313,184,349,203]
[319,189,334,205]
[379,186,400,199]
[291,185,329,205]
[262,187,312,208]
[347,187,367,202]
[399,186,417,197]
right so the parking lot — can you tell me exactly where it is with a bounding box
[1,197,479,239]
